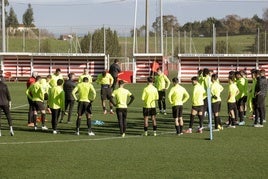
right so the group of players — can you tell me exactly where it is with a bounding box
[24,59,125,136]
[137,67,267,136]
[0,60,266,137]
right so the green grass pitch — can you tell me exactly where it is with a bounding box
[0,82,267,178]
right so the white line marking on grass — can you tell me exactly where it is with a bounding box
[11,104,28,109]
[0,131,177,145]
[0,135,141,145]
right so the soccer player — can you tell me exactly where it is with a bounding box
[235,71,248,126]
[48,79,65,134]
[60,73,76,123]
[41,75,52,114]
[72,77,96,136]
[96,71,114,114]
[26,76,48,130]
[227,75,239,128]
[200,68,212,124]
[184,76,206,134]
[0,79,14,136]
[197,69,203,83]
[211,74,224,131]
[78,68,92,84]
[254,69,267,127]
[50,68,64,87]
[168,77,189,135]
[26,71,38,127]
[142,77,159,136]
[248,69,258,120]
[240,70,249,118]
[154,68,170,115]
[109,59,121,91]
[110,80,135,137]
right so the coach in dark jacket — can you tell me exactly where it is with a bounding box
[254,69,267,127]
[60,73,76,123]
[0,80,14,136]
[109,59,121,91]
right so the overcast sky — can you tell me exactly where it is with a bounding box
[8,0,268,34]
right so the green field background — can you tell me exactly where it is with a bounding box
[0,81,267,178]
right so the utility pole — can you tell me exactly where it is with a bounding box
[160,0,163,54]
[145,0,149,53]
[213,24,216,54]
[133,0,138,54]
[2,0,6,52]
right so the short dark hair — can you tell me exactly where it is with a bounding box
[114,59,119,63]
[235,71,241,77]
[36,76,41,81]
[172,77,179,83]
[228,75,235,81]
[191,76,198,81]
[57,79,64,86]
[102,71,107,77]
[251,69,257,74]
[118,80,124,86]
[56,68,61,73]
[47,75,52,79]
[83,77,89,82]
[68,73,75,79]
[211,74,218,81]
[147,76,153,83]
[203,68,210,77]
[198,69,203,76]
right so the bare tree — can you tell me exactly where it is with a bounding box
[263,8,268,30]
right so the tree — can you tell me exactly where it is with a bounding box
[6,7,19,28]
[152,15,180,36]
[81,27,121,57]
[23,3,34,27]
[263,8,268,30]
[239,18,258,35]
[0,0,9,24]
[199,17,222,37]
[105,29,121,56]
[181,21,201,37]
[205,40,234,54]
[181,17,225,37]
[222,15,241,35]
[80,32,92,53]
[130,28,141,37]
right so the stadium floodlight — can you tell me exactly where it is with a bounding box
[2,0,6,52]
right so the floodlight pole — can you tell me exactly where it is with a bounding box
[103,25,106,55]
[214,24,216,54]
[133,0,137,54]
[145,0,149,53]
[160,0,163,54]
[2,0,6,52]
